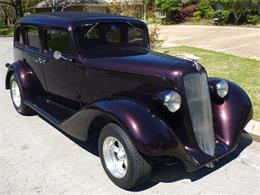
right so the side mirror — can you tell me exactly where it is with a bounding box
[53,51,62,60]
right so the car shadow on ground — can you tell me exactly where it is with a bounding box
[39,116,253,191]
[132,134,252,191]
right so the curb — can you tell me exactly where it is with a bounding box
[244,119,260,142]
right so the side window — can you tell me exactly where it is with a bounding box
[86,27,100,40]
[46,29,73,54]
[26,26,41,50]
[104,24,121,44]
[127,26,145,46]
[14,27,24,47]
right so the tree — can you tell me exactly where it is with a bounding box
[199,0,215,18]
[107,0,142,18]
[0,0,23,18]
[217,0,260,24]
[44,0,75,12]
[22,0,41,12]
[0,3,15,26]
[155,0,182,21]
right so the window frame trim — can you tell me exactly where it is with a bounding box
[43,27,76,56]
[14,25,25,49]
[74,21,150,53]
[24,25,42,52]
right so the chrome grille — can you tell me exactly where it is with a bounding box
[184,73,215,156]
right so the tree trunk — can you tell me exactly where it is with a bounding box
[1,5,8,26]
[17,0,23,17]
[233,11,241,25]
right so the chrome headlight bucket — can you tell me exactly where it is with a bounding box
[216,80,229,98]
[164,91,182,113]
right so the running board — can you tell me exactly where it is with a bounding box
[25,97,77,125]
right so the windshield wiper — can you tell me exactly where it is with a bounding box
[84,22,99,38]
[127,22,136,28]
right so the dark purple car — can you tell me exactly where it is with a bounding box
[5,12,252,189]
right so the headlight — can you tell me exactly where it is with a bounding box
[164,91,181,112]
[216,80,228,98]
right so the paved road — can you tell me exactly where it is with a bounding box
[0,37,260,195]
[160,25,260,60]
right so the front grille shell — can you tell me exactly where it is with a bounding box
[183,72,215,156]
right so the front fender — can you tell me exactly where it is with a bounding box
[209,78,253,148]
[59,98,196,169]
[92,99,192,160]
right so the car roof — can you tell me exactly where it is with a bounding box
[17,11,145,28]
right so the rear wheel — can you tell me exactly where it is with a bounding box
[99,123,152,189]
[10,74,33,115]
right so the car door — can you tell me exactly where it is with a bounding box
[23,25,48,91]
[42,28,90,108]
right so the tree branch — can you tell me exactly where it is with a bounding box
[0,1,14,7]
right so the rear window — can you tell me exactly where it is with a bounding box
[26,26,40,50]
[46,29,73,54]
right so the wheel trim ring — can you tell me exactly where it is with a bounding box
[11,80,21,108]
[103,136,128,178]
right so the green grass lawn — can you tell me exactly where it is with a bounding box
[157,46,260,121]
[0,26,14,37]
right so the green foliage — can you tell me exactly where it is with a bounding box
[193,10,202,21]
[198,0,215,19]
[155,0,182,13]
[0,26,13,36]
[0,18,3,27]
[217,0,260,24]
[22,0,41,12]
[247,14,260,24]
[155,0,182,23]
[214,10,231,25]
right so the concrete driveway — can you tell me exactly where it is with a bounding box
[0,37,260,195]
[160,25,260,60]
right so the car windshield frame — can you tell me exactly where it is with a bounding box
[75,21,150,53]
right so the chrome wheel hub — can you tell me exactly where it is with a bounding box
[103,136,128,178]
[11,80,21,108]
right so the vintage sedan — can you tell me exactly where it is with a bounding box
[5,12,252,189]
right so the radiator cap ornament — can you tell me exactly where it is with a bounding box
[193,60,202,71]
[182,54,202,71]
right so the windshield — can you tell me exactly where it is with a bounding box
[76,22,149,52]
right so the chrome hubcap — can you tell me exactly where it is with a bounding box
[103,137,128,178]
[11,80,21,108]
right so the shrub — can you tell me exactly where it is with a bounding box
[155,0,182,22]
[247,15,260,25]
[174,4,199,22]
[148,25,163,49]
[0,27,13,36]
[204,9,215,19]
[198,0,215,19]
[193,10,202,21]
[214,10,231,25]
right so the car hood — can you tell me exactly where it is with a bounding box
[79,50,201,79]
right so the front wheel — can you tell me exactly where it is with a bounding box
[98,123,152,189]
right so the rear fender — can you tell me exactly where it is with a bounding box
[5,60,38,99]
